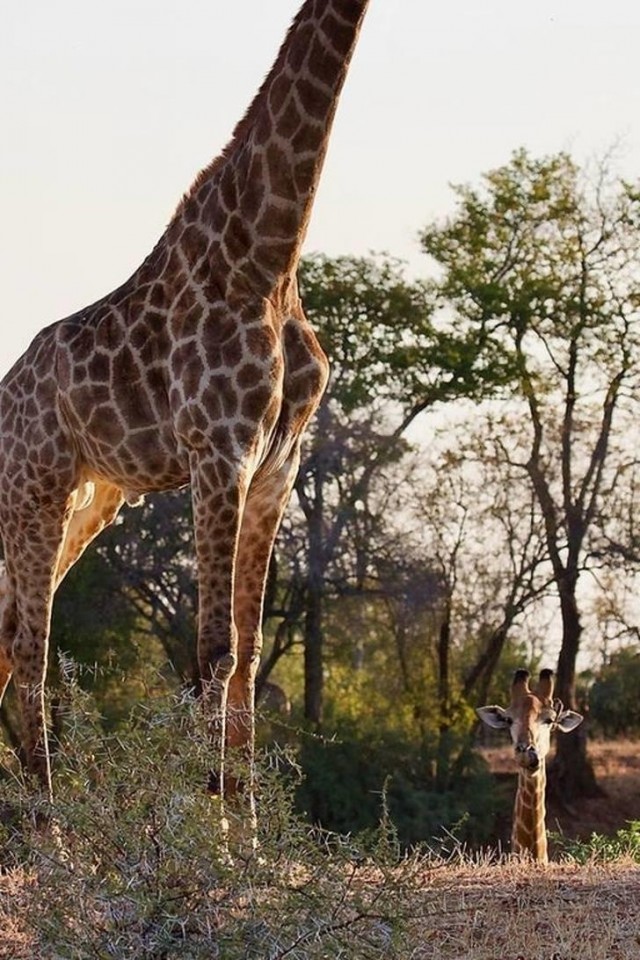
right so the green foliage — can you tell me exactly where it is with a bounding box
[296,717,499,849]
[52,547,138,673]
[50,548,170,727]
[420,147,640,403]
[300,253,432,415]
[588,647,640,737]
[299,253,514,417]
[0,684,449,959]
[555,821,640,864]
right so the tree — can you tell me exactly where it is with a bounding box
[94,491,199,686]
[418,437,552,688]
[421,149,640,797]
[272,253,514,728]
[589,647,640,737]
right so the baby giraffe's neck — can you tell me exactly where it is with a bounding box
[512,764,548,864]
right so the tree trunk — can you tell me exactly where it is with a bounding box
[304,583,324,728]
[303,462,327,730]
[548,584,602,800]
[555,581,581,711]
[549,716,601,803]
[435,603,452,790]
[463,623,509,706]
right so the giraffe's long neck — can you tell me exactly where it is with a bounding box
[512,764,548,863]
[176,0,371,293]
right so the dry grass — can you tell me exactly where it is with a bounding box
[2,856,640,959]
[0,869,35,960]
[403,858,640,959]
[2,738,639,958]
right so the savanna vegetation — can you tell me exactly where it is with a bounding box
[2,149,640,957]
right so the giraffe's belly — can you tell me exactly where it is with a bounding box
[61,380,288,501]
[58,383,192,497]
[71,425,192,499]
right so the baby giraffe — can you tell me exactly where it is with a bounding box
[477,668,583,863]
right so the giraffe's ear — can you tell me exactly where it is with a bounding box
[555,709,583,733]
[476,705,510,730]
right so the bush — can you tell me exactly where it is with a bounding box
[0,684,443,959]
[296,718,499,850]
[554,821,640,864]
[588,648,640,737]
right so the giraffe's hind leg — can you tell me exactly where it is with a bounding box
[0,575,16,707]
[1,495,75,795]
[1,479,124,794]
[47,480,125,755]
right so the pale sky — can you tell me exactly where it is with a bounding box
[1,0,639,379]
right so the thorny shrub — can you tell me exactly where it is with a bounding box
[0,682,435,959]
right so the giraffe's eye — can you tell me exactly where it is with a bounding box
[543,717,554,725]
[506,716,514,726]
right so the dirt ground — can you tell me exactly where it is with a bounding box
[480,739,640,848]
[410,859,640,959]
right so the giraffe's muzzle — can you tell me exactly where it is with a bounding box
[515,743,540,772]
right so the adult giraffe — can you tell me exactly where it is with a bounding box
[477,669,583,863]
[0,0,371,803]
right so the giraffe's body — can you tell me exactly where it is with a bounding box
[0,0,371,799]
[477,669,583,864]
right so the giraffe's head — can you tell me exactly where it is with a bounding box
[477,669,583,774]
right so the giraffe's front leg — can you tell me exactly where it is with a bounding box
[190,451,247,799]
[226,450,302,816]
